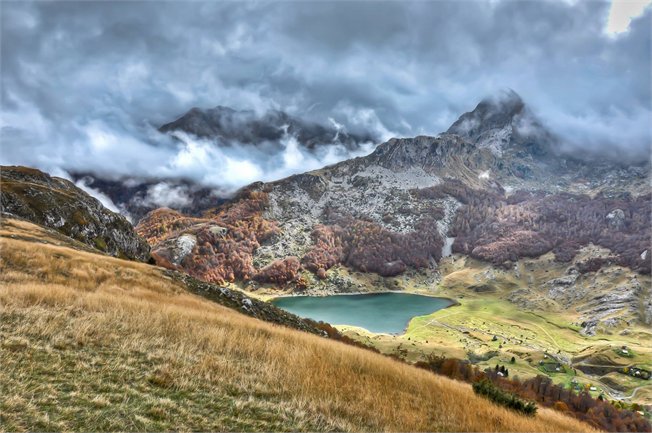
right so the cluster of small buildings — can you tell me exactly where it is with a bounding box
[623,366,651,380]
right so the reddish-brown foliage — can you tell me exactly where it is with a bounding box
[552,241,583,263]
[470,230,552,264]
[576,257,615,274]
[414,178,502,205]
[136,208,207,245]
[301,224,345,277]
[302,214,443,278]
[254,257,301,285]
[341,216,443,275]
[554,401,570,412]
[137,190,280,285]
[416,181,651,273]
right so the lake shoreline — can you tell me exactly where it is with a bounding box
[269,290,459,307]
[270,292,460,334]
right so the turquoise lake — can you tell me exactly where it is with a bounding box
[271,292,455,334]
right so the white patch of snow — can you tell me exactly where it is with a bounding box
[641,250,648,260]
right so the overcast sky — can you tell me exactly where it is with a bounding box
[1,0,650,187]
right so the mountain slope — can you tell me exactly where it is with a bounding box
[1,166,150,261]
[0,217,596,432]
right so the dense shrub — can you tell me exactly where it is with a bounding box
[301,214,443,278]
[254,257,301,284]
[414,178,501,205]
[473,379,537,416]
[301,225,345,278]
[576,257,614,274]
[552,241,582,263]
[470,230,552,265]
[136,208,207,245]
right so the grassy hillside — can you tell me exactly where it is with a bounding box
[0,218,597,432]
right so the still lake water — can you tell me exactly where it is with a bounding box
[272,292,455,334]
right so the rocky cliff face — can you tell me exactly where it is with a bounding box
[1,166,150,261]
[447,90,553,157]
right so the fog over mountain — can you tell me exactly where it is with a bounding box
[1,1,650,190]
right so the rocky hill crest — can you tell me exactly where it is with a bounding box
[1,166,150,261]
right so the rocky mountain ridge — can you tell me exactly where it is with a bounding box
[446,89,554,158]
[160,105,376,152]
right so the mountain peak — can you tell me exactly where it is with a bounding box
[159,105,376,151]
[447,90,552,157]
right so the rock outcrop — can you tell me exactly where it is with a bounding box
[1,166,150,261]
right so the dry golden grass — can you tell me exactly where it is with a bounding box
[0,218,598,432]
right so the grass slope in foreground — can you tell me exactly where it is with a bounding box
[0,218,596,432]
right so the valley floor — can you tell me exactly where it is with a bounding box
[0,218,596,432]
[326,259,652,409]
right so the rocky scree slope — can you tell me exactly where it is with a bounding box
[1,166,150,261]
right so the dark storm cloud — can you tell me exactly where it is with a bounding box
[1,0,650,188]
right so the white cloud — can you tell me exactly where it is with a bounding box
[141,182,192,208]
[333,104,396,141]
[75,177,126,217]
[606,0,652,35]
